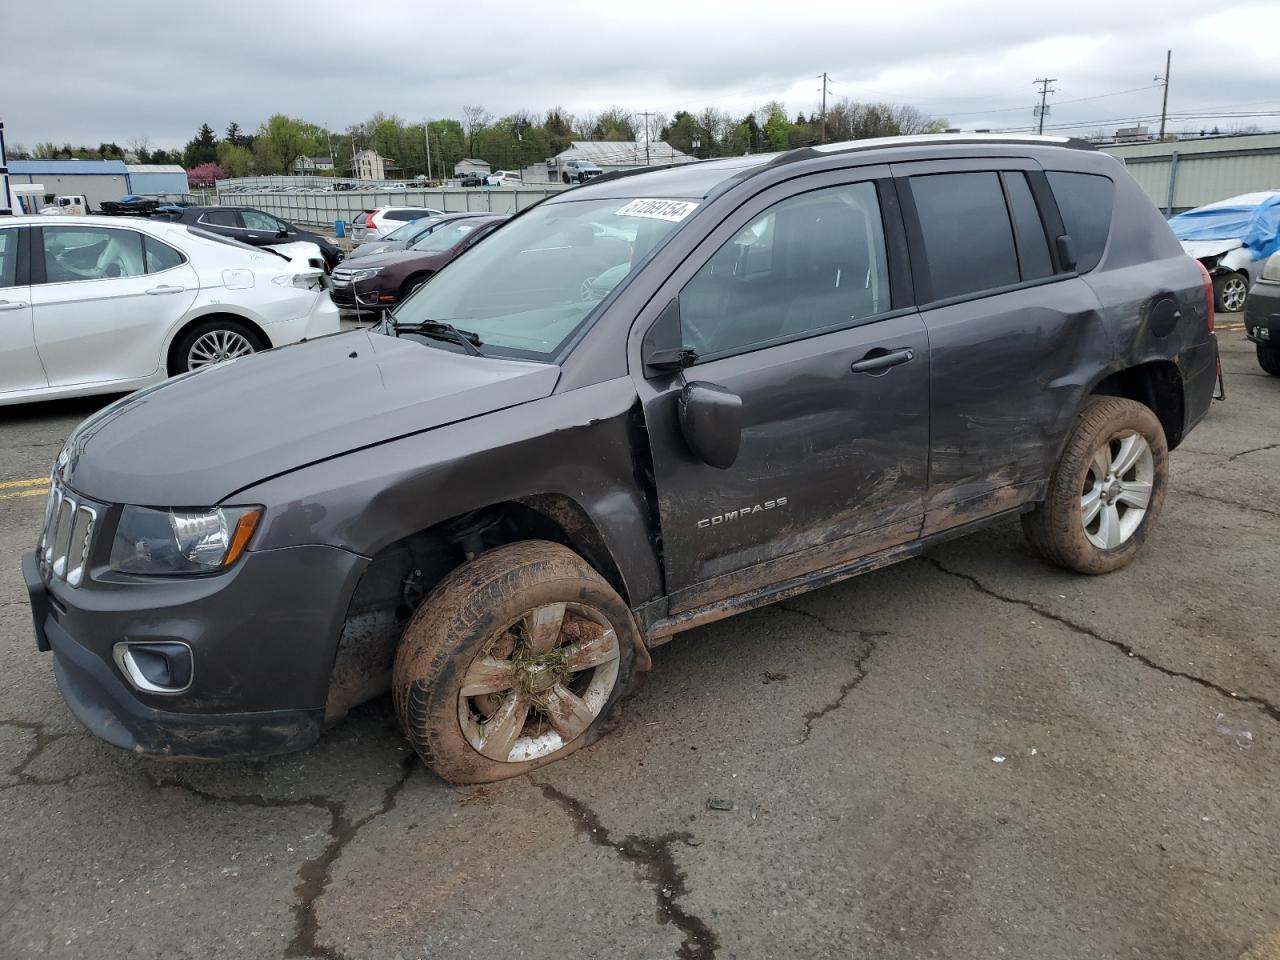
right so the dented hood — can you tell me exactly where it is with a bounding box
[1180,238,1243,260]
[61,331,560,506]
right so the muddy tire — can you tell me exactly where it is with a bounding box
[1258,343,1280,377]
[1022,397,1168,575]
[392,541,639,784]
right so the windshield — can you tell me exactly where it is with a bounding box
[410,219,489,253]
[391,197,696,359]
[384,218,436,242]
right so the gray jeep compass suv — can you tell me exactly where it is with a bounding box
[23,135,1220,783]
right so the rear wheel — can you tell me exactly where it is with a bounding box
[1022,397,1168,575]
[172,319,263,374]
[393,541,638,784]
[1213,272,1248,313]
[562,173,571,184]
[1258,343,1280,376]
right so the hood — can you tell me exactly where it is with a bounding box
[61,331,560,506]
[1180,238,1243,260]
[344,248,452,271]
[347,240,408,260]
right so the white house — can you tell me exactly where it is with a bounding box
[353,149,389,181]
[293,155,335,173]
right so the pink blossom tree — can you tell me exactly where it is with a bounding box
[186,163,224,188]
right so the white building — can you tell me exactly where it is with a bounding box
[454,158,491,176]
[353,149,389,181]
[552,140,692,174]
[293,155,335,173]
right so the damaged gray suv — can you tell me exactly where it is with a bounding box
[24,135,1221,783]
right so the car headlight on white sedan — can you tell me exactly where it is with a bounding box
[1261,253,1280,282]
[110,505,262,575]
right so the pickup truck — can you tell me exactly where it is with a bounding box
[24,135,1220,784]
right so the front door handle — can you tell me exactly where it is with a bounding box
[0,300,29,311]
[850,347,915,374]
[145,285,184,295]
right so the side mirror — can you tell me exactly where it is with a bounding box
[276,227,290,238]
[1056,234,1077,271]
[679,381,743,470]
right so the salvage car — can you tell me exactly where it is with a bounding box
[158,206,344,271]
[1170,191,1280,312]
[328,214,505,313]
[0,215,337,405]
[1244,251,1280,375]
[23,136,1219,783]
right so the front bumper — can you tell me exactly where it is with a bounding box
[23,541,367,760]
[1244,280,1280,346]
[328,279,387,311]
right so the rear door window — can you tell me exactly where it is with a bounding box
[909,172,1020,301]
[1001,172,1054,281]
[42,226,146,282]
[0,229,18,287]
[1046,171,1115,273]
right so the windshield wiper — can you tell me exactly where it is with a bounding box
[389,316,483,356]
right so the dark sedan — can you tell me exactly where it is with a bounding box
[160,206,344,271]
[328,214,506,314]
[346,212,479,261]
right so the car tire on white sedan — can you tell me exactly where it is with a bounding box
[172,318,265,374]
[1213,272,1248,313]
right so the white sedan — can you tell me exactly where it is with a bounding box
[0,215,339,406]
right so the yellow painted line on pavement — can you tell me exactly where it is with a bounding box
[0,477,48,490]
[0,488,49,501]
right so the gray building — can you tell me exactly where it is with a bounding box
[1101,132,1280,214]
[454,158,491,175]
[8,159,129,208]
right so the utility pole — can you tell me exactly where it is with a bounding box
[1156,50,1172,140]
[1034,77,1057,135]
[639,111,654,165]
[424,120,433,183]
[816,72,832,141]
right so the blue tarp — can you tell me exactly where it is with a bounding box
[1169,194,1280,261]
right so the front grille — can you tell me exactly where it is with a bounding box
[39,483,99,588]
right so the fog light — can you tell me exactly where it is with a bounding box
[113,641,194,694]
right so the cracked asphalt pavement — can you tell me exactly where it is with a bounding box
[1,329,1277,959]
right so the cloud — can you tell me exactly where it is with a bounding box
[2,0,1276,149]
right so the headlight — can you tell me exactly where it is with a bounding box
[1262,253,1280,282]
[342,267,381,282]
[110,505,262,575]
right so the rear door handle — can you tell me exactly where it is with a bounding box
[145,285,184,295]
[0,300,29,311]
[850,347,915,374]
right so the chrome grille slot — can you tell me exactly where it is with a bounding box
[39,483,100,587]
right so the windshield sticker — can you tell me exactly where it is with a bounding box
[614,199,700,222]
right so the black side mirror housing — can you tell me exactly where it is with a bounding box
[678,381,743,470]
[276,227,290,239]
[1056,234,1077,272]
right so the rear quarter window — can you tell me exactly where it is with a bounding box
[1047,171,1115,273]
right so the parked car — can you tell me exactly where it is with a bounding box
[487,170,523,186]
[354,206,445,242]
[329,214,506,313]
[98,195,161,216]
[457,172,489,188]
[549,157,603,184]
[22,136,1219,785]
[0,215,337,405]
[1244,252,1280,375]
[345,213,477,261]
[159,206,344,271]
[1170,191,1280,312]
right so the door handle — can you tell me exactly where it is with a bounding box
[0,300,29,311]
[145,285,184,295]
[850,347,915,374]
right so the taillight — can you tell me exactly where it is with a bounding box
[1195,260,1215,334]
[365,213,377,229]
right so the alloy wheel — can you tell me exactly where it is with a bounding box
[457,602,620,763]
[1080,430,1154,550]
[187,329,255,369]
[1221,276,1247,312]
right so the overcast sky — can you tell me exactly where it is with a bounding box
[4,0,1277,150]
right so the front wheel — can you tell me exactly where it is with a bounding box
[393,541,639,784]
[1258,343,1280,376]
[1022,397,1168,575]
[1213,272,1248,313]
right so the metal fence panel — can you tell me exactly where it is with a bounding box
[212,185,565,227]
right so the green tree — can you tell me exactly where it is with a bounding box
[216,141,254,178]
[593,106,635,141]
[183,124,219,167]
[251,115,324,174]
[761,102,792,151]
[224,122,244,146]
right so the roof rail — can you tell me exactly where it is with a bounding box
[760,132,1096,172]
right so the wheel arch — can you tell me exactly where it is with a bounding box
[323,493,635,722]
[1089,359,1186,449]
[399,270,435,298]
[164,310,271,375]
